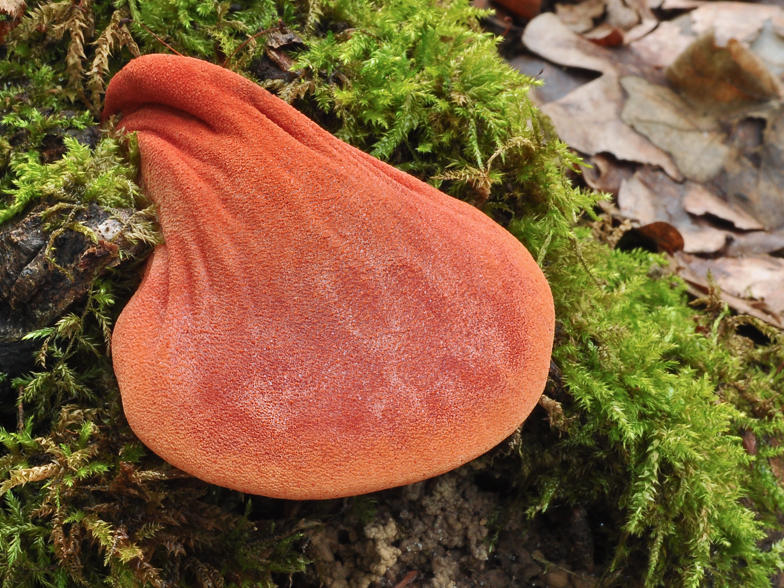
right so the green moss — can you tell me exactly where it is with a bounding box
[2,0,784,586]
[0,136,141,225]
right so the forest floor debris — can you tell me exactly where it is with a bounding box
[506,0,784,327]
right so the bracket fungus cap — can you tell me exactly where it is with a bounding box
[104,54,555,500]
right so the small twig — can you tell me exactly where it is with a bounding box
[17,385,24,432]
[393,571,418,588]
[222,20,284,67]
[128,19,184,57]
[570,236,602,289]
[531,551,595,583]
[501,15,513,37]
[536,231,553,268]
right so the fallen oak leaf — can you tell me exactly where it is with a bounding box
[622,18,658,45]
[661,0,705,9]
[750,19,784,76]
[606,0,640,31]
[725,228,784,257]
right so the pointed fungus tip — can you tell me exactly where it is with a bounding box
[104,54,554,500]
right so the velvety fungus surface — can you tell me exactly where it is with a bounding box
[104,54,555,500]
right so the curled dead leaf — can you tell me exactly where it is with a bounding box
[617,169,735,255]
[580,153,635,195]
[585,24,626,47]
[493,0,542,20]
[616,221,685,254]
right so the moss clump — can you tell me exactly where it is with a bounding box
[2,1,784,587]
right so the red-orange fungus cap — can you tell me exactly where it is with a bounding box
[104,54,555,500]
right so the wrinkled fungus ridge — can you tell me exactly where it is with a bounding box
[104,54,554,500]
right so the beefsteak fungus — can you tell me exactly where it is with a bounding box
[104,54,554,500]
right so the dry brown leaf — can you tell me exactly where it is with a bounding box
[682,184,764,230]
[540,75,683,178]
[524,14,684,177]
[555,0,605,34]
[726,230,784,257]
[580,154,635,195]
[493,0,542,20]
[523,13,617,75]
[616,221,685,254]
[618,168,732,254]
[678,225,730,254]
[668,33,783,113]
[678,259,782,327]
[623,18,659,44]
[661,0,704,9]
[750,20,784,76]
[721,104,784,229]
[606,0,641,31]
[624,0,657,22]
[585,24,626,47]
[690,2,780,46]
[620,76,729,182]
[617,173,658,224]
[606,0,658,42]
[681,255,784,318]
[630,20,696,68]
[634,4,784,72]
[507,55,599,106]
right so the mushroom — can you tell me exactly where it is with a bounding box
[104,55,554,500]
